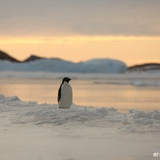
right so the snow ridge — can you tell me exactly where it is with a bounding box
[0,95,160,133]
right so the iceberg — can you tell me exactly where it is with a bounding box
[0,58,127,73]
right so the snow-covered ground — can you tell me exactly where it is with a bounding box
[0,94,160,160]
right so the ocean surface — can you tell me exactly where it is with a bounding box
[0,72,160,112]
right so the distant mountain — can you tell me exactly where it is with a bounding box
[23,55,45,62]
[24,55,64,62]
[0,50,20,62]
[128,63,160,71]
[0,50,63,63]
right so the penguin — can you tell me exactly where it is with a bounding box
[57,77,73,109]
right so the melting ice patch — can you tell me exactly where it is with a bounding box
[0,95,160,133]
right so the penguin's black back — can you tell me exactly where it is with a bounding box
[57,83,62,102]
[57,77,71,102]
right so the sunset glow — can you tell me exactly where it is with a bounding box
[1,36,160,66]
[1,36,160,44]
[0,0,160,66]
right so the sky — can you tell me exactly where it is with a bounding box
[0,0,160,66]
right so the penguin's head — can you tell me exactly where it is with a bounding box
[62,77,71,83]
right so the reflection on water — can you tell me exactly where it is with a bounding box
[0,78,160,111]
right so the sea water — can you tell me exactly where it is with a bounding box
[0,72,160,111]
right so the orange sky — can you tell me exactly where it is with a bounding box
[1,36,160,66]
[0,1,160,66]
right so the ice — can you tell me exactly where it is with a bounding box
[0,70,160,80]
[94,80,160,87]
[0,58,127,73]
[0,94,160,131]
[130,80,160,87]
[0,94,160,160]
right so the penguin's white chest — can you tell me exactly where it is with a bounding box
[59,82,73,109]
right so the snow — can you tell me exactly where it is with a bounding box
[0,94,160,160]
[0,58,127,73]
[1,94,160,130]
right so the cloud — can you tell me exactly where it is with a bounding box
[0,0,160,36]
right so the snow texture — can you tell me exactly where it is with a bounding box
[0,94,160,133]
[0,94,160,160]
[0,58,127,73]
